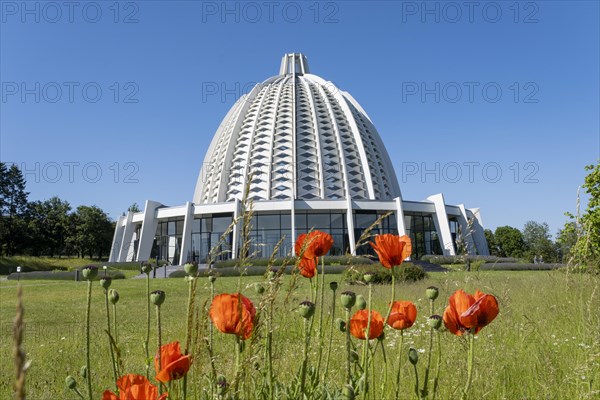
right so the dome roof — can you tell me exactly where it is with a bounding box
[193,53,401,204]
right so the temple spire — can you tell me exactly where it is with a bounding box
[279,53,310,75]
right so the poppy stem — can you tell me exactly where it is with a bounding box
[432,331,442,400]
[462,333,475,400]
[300,318,310,397]
[412,360,420,400]
[112,303,118,343]
[379,339,388,399]
[323,280,337,382]
[316,256,326,381]
[183,277,195,400]
[265,299,274,400]
[85,279,93,400]
[144,273,151,380]
[361,282,373,400]
[421,300,436,399]
[156,304,164,394]
[233,335,242,395]
[345,308,352,385]
[103,289,118,390]
[394,330,404,400]
[385,267,396,323]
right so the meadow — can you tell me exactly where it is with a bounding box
[1,268,598,399]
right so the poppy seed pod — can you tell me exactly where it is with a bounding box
[254,283,265,295]
[299,301,316,319]
[184,262,198,276]
[141,262,153,274]
[428,315,443,330]
[329,281,338,291]
[100,276,112,290]
[341,291,356,309]
[408,348,419,365]
[208,275,217,283]
[356,295,367,310]
[108,289,120,304]
[363,272,375,283]
[336,318,346,332]
[65,375,77,389]
[426,286,439,301]
[82,266,98,280]
[150,290,166,306]
[342,384,355,400]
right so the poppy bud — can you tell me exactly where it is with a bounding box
[108,289,120,304]
[82,266,98,280]
[79,366,87,378]
[65,376,77,390]
[428,315,443,330]
[184,262,198,276]
[216,374,227,395]
[208,275,217,283]
[349,350,359,363]
[254,283,265,295]
[100,277,112,290]
[341,291,356,309]
[426,286,439,301]
[150,290,166,306]
[329,281,338,291]
[356,294,367,310]
[299,301,316,319]
[336,318,346,332]
[141,262,153,274]
[342,384,355,400]
[363,272,375,283]
[408,348,419,365]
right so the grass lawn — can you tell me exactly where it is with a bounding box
[0,270,598,399]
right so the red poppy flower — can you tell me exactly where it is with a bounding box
[349,309,384,340]
[295,230,334,259]
[102,374,167,400]
[443,289,499,336]
[387,300,417,330]
[209,293,256,340]
[370,234,412,269]
[154,341,192,383]
[298,257,317,278]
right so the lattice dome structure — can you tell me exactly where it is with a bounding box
[109,54,489,265]
[194,53,401,204]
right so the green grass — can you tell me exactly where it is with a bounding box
[1,270,599,399]
[0,256,102,275]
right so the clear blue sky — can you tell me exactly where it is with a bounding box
[1,0,599,237]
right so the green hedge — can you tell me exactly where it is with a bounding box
[421,255,521,264]
[7,270,126,281]
[479,263,564,271]
[214,255,373,268]
[342,263,427,284]
[170,264,348,278]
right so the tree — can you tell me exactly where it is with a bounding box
[26,197,72,256]
[70,205,115,259]
[556,221,578,263]
[484,229,499,256]
[494,226,527,259]
[0,164,29,255]
[522,221,557,263]
[128,203,141,213]
[563,162,600,267]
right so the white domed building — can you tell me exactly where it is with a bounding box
[109,54,489,264]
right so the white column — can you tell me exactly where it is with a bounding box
[135,200,162,263]
[468,208,490,256]
[109,216,126,262]
[231,198,241,259]
[427,194,456,256]
[457,204,477,255]
[118,212,135,262]
[395,196,407,236]
[346,197,356,255]
[179,202,195,263]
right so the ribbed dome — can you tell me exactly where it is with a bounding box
[193,53,401,204]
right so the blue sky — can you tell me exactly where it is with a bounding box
[1,0,599,237]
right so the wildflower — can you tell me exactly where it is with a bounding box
[298,257,317,278]
[209,293,256,340]
[387,300,417,330]
[295,230,334,259]
[370,234,412,268]
[102,374,167,400]
[154,342,192,383]
[443,289,499,335]
[349,310,384,340]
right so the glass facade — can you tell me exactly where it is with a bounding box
[295,211,349,255]
[404,213,442,259]
[189,214,233,263]
[353,211,398,255]
[249,213,292,258]
[151,218,184,264]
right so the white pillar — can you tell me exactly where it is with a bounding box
[135,200,162,263]
[118,212,135,262]
[457,204,477,255]
[179,202,195,263]
[468,208,490,256]
[346,197,356,255]
[231,198,241,259]
[395,196,407,236]
[427,194,456,256]
[109,216,126,262]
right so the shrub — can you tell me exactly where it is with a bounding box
[421,255,521,264]
[342,262,427,284]
[479,263,564,271]
[170,264,347,278]
[214,255,373,268]
[7,270,126,281]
